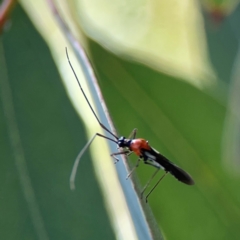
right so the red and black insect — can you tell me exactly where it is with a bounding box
[66,49,194,202]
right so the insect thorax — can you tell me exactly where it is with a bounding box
[117,136,131,148]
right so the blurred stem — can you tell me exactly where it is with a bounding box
[222,43,240,174]
[221,17,240,174]
[46,0,163,239]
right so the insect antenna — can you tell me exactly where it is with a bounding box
[67,48,119,189]
[66,48,118,140]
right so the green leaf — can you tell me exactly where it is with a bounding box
[88,40,240,240]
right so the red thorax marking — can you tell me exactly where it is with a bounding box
[129,139,151,156]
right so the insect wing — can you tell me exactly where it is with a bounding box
[142,148,194,185]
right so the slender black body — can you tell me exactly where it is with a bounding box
[141,147,194,185]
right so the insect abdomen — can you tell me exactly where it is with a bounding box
[143,148,194,185]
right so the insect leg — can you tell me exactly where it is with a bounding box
[128,128,138,139]
[126,157,141,179]
[125,151,133,160]
[140,168,159,199]
[70,133,115,190]
[110,150,131,164]
[145,172,168,202]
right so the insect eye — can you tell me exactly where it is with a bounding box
[117,137,126,147]
[118,141,124,147]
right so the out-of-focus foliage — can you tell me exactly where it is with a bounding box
[69,0,215,88]
[88,40,240,240]
[201,0,240,22]
[0,5,114,240]
[1,0,240,240]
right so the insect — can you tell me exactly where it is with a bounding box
[66,48,194,202]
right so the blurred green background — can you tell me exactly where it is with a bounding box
[1,1,240,240]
